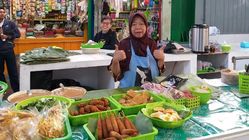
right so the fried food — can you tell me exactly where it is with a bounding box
[106,116,114,133]
[69,98,110,116]
[116,117,125,134]
[97,118,103,140]
[121,129,138,136]
[102,117,109,138]
[110,114,119,133]
[119,90,152,106]
[38,105,65,138]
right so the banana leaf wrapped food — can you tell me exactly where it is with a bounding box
[20,46,79,65]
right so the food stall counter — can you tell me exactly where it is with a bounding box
[71,86,249,140]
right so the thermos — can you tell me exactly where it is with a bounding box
[189,24,209,53]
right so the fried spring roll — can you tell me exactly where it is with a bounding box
[102,117,109,138]
[123,117,132,129]
[116,117,126,134]
[97,118,103,140]
[110,113,119,133]
[106,116,114,133]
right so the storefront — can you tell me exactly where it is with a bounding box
[9,0,89,54]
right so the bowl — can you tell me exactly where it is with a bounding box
[15,95,72,110]
[52,86,87,99]
[221,69,239,85]
[7,89,52,104]
[221,44,232,53]
[189,86,212,104]
[81,48,100,54]
[141,102,192,128]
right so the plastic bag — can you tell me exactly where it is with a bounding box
[135,112,153,134]
[38,104,67,138]
[0,108,41,140]
[160,74,188,88]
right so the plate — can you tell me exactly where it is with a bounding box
[81,48,100,54]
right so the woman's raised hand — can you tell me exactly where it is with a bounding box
[153,45,166,61]
[113,45,126,62]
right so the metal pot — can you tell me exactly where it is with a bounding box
[189,24,209,53]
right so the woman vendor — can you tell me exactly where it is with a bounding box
[109,12,165,88]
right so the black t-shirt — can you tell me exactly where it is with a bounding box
[93,29,117,50]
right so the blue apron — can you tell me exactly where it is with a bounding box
[119,42,159,88]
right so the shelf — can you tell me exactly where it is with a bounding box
[197,69,221,75]
[135,7,161,11]
[196,52,229,56]
[34,19,67,22]
[112,18,126,21]
[119,11,130,13]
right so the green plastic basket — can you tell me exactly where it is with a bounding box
[174,98,186,105]
[110,92,164,115]
[80,42,104,49]
[159,95,200,110]
[158,95,186,105]
[141,102,192,129]
[189,86,212,104]
[83,115,158,140]
[239,73,249,94]
[185,96,200,110]
[15,95,72,110]
[0,81,8,94]
[68,97,121,126]
[221,44,232,53]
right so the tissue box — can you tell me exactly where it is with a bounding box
[240,42,249,48]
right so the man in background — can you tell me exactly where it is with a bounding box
[0,7,20,92]
[94,16,117,50]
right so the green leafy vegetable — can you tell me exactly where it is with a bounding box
[20,98,61,111]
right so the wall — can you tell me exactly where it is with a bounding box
[161,0,171,40]
[196,0,249,34]
[210,34,249,70]
[171,0,196,42]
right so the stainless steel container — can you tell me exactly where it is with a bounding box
[189,24,209,53]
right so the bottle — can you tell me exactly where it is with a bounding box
[131,0,138,9]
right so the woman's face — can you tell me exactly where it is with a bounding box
[131,16,146,38]
[101,19,112,33]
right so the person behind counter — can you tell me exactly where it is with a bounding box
[94,16,117,50]
[0,7,20,92]
[109,12,165,88]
